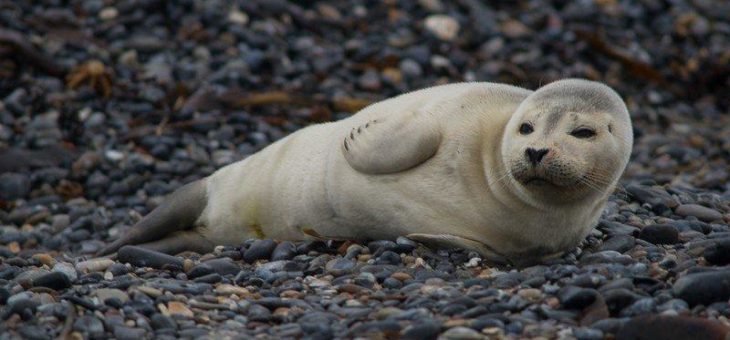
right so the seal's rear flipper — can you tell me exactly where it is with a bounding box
[96,179,208,256]
[406,233,510,265]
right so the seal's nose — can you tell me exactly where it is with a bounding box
[525,148,549,166]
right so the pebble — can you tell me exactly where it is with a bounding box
[676,204,723,222]
[94,288,129,303]
[424,15,460,41]
[559,286,598,310]
[325,258,357,276]
[438,326,485,339]
[673,270,730,306]
[242,240,277,263]
[76,258,115,273]
[0,173,31,200]
[52,262,78,282]
[32,271,71,290]
[166,301,194,318]
[703,240,730,265]
[616,315,730,339]
[639,224,679,244]
[271,241,296,261]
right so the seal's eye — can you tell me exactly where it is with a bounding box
[571,128,596,139]
[519,123,533,135]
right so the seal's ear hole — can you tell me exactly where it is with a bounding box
[608,124,613,133]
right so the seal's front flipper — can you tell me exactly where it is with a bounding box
[406,233,509,265]
[342,110,442,174]
[96,179,208,256]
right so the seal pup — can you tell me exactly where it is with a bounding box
[98,79,633,265]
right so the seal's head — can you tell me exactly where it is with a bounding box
[501,79,633,205]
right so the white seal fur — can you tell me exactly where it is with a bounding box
[99,79,633,265]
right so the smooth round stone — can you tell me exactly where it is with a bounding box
[703,240,730,265]
[375,251,402,265]
[602,289,644,314]
[396,236,418,253]
[0,172,31,200]
[150,313,178,330]
[619,298,656,317]
[368,240,398,255]
[113,326,146,340]
[52,263,78,282]
[242,240,277,263]
[424,15,460,41]
[32,272,71,290]
[673,270,730,306]
[94,288,129,303]
[438,326,485,340]
[196,258,240,276]
[325,258,356,276]
[676,204,723,222]
[638,224,679,244]
[600,235,636,253]
[271,241,296,261]
[572,327,604,340]
[559,286,598,310]
[383,277,402,289]
[73,315,105,338]
[616,315,730,339]
[2,297,40,320]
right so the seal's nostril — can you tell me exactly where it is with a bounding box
[525,148,549,165]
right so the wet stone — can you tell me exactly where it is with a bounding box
[675,204,723,222]
[325,258,357,276]
[673,270,730,306]
[703,240,730,265]
[242,240,277,263]
[600,235,636,253]
[32,272,71,290]
[271,241,296,261]
[639,224,679,244]
[616,315,730,340]
[73,315,105,338]
[559,286,598,310]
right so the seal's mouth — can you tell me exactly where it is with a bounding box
[523,176,553,186]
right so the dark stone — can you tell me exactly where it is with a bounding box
[0,173,31,200]
[117,246,184,270]
[271,241,296,261]
[600,235,636,253]
[200,258,240,276]
[113,326,147,340]
[616,315,730,340]
[673,271,730,306]
[597,221,639,236]
[401,320,441,340]
[2,297,40,320]
[676,204,723,222]
[73,315,105,338]
[242,240,277,263]
[32,272,71,290]
[559,286,598,310]
[602,289,644,314]
[150,313,177,330]
[325,258,357,276]
[638,224,679,244]
[704,240,730,265]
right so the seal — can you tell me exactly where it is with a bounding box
[98,79,633,265]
